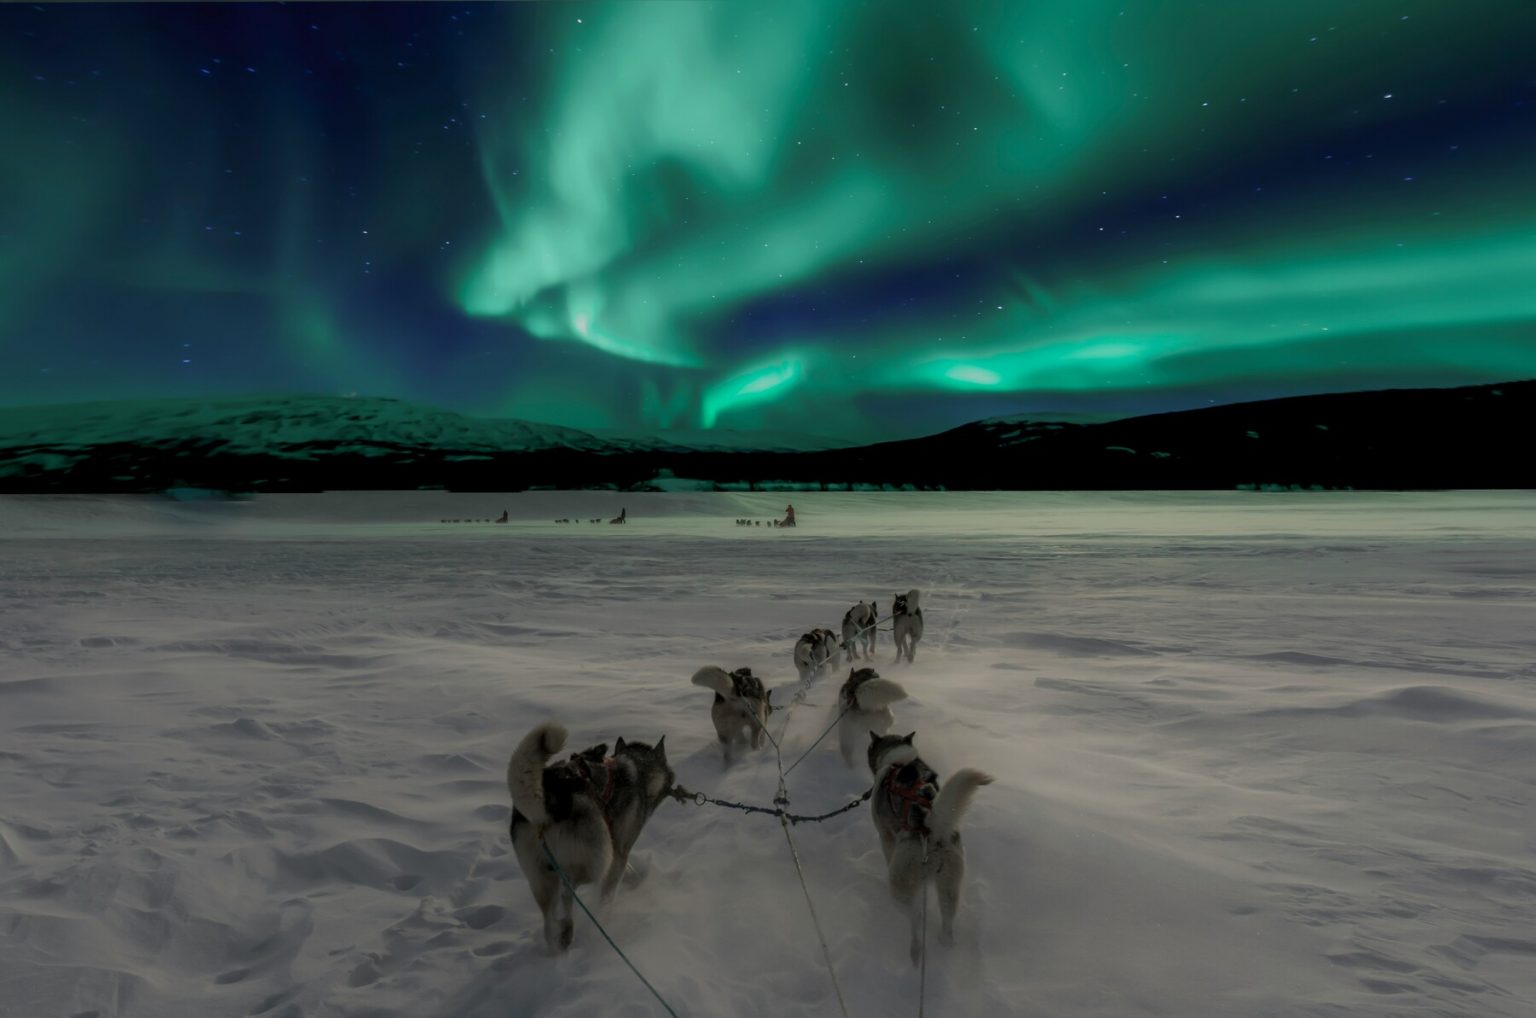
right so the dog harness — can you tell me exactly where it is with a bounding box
[729,667,762,700]
[843,604,874,633]
[572,754,619,811]
[882,763,938,835]
[798,632,834,665]
[842,669,878,709]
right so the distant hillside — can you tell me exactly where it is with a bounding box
[0,395,659,491]
[866,380,1533,491]
[0,395,631,456]
[0,381,1530,492]
[582,426,860,453]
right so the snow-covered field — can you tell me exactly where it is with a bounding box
[2,491,1534,1018]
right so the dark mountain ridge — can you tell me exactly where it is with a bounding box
[0,380,1529,493]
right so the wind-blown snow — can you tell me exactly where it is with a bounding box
[2,491,1533,1017]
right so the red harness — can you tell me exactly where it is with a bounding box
[882,765,937,834]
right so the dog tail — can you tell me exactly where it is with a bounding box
[927,768,993,842]
[691,665,735,698]
[507,721,568,827]
[852,677,908,712]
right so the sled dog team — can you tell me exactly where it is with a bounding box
[507,587,994,966]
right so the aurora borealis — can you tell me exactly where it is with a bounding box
[3,2,1534,444]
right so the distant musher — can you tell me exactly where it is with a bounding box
[610,507,627,524]
[777,504,796,528]
[495,509,508,524]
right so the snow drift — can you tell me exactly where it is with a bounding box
[2,491,1534,1017]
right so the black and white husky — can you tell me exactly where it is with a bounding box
[867,730,993,965]
[891,589,924,663]
[793,627,841,682]
[691,665,773,765]
[841,599,879,660]
[507,722,674,952]
[837,667,907,767]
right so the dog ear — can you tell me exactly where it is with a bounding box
[869,730,880,743]
[614,737,626,753]
[654,735,666,756]
[903,731,916,744]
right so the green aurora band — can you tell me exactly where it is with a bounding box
[1,0,1532,440]
[459,0,1536,432]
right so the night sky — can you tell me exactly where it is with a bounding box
[4,1,1535,444]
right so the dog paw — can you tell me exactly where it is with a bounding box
[558,919,574,951]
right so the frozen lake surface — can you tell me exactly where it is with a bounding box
[2,491,1534,1017]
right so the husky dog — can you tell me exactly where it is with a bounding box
[692,665,773,765]
[841,599,879,660]
[507,722,674,952]
[837,667,908,767]
[793,628,841,682]
[867,731,993,965]
[891,589,924,663]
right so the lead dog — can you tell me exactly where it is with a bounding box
[793,627,841,682]
[692,665,773,765]
[867,730,993,965]
[841,599,879,660]
[507,722,674,952]
[837,666,907,767]
[891,589,924,663]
